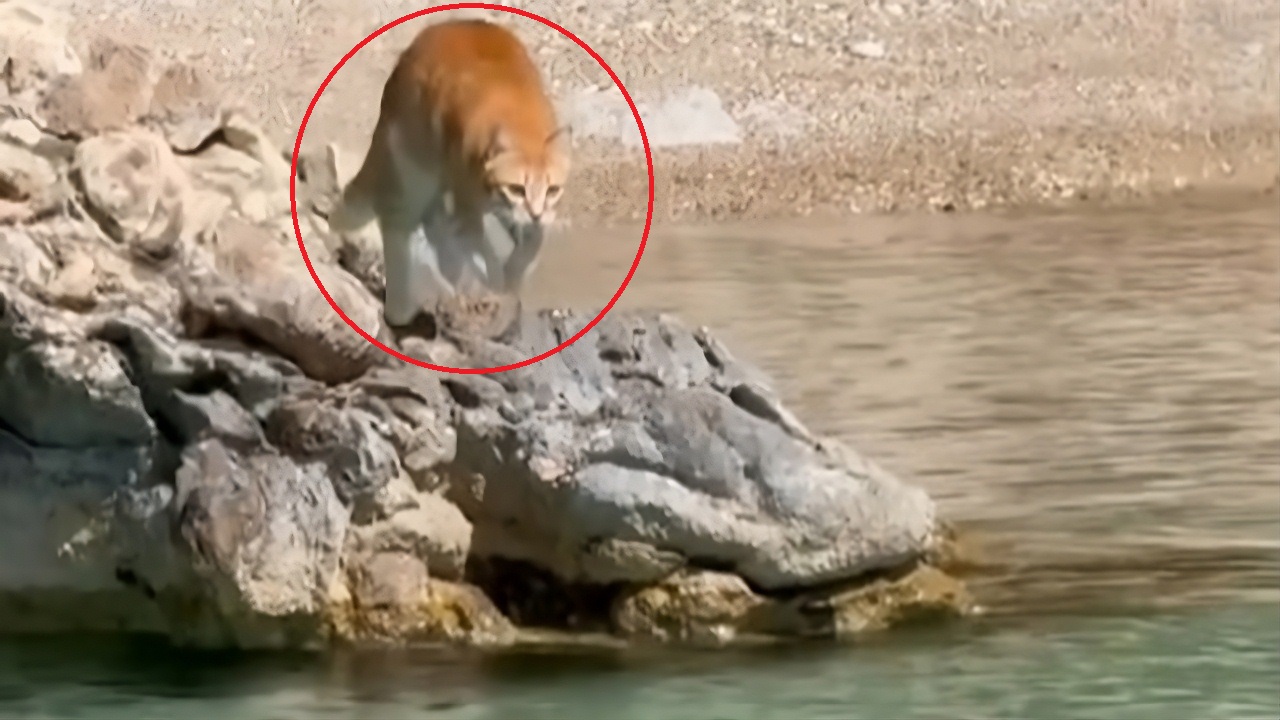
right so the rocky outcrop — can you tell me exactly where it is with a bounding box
[443,310,939,592]
[0,4,972,649]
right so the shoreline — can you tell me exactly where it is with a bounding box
[563,121,1279,224]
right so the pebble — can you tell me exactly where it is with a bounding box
[848,40,887,59]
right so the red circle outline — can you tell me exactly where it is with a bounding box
[289,3,654,375]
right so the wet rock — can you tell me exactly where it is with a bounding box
[0,431,167,634]
[612,563,973,645]
[331,551,515,646]
[446,310,938,591]
[612,570,767,646]
[0,1,82,98]
[72,129,190,260]
[466,556,617,632]
[773,564,974,638]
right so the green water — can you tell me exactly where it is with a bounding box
[2,603,1276,719]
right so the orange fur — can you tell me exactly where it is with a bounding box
[329,18,570,327]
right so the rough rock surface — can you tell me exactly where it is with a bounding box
[0,10,971,649]
[611,564,974,646]
[443,310,939,591]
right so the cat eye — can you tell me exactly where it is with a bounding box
[547,185,562,196]
[505,184,526,197]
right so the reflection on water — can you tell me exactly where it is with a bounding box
[532,200,1280,613]
[5,200,1280,718]
[1,603,1277,719]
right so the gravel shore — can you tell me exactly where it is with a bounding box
[47,0,1280,223]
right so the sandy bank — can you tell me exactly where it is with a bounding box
[41,0,1280,224]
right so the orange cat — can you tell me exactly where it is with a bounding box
[328,18,571,327]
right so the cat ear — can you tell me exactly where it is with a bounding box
[486,127,515,159]
[545,124,572,149]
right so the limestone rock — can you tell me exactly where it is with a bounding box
[611,570,767,646]
[0,140,61,223]
[612,564,974,645]
[331,551,515,646]
[36,36,154,137]
[771,564,975,639]
[265,385,402,522]
[350,551,430,608]
[0,116,75,160]
[0,1,82,98]
[296,143,383,293]
[90,315,309,437]
[176,111,290,225]
[179,216,385,384]
[295,142,342,220]
[0,337,154,447]
[72,129,190,260]
[144,61,224,153]
[349,491,473,581]
[446,310,938,591]
[0,225,54,286]
[348,363,456,490]
[174,438,350,648]
[42,247,98,311]
[363,471,420,521]
[579,538,686,584]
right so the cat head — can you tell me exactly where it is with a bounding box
[483,124,571,229]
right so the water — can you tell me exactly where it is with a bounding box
[1,604,1277,718]
[534,198,1280,614]
[5,199,1280,717]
